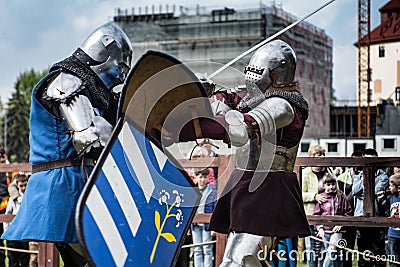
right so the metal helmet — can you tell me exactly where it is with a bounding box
[74,21,133,89]
[244,39,296,94]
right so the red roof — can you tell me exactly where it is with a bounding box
[379,0,400,12]
[357,0,400,45]
[369,13,400,44]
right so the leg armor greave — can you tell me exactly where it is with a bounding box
[220,232,276,267]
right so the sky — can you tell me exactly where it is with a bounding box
[0,0,386,102]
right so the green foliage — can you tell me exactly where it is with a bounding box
[0,100,5,148]
[4,69,49,162]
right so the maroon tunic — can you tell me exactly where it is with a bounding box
[209,170,310,238]
[179,92,310,237]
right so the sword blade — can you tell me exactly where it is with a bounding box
[209,0,335,79]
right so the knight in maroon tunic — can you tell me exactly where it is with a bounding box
[176,39,310,266]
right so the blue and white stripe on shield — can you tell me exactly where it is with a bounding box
[79,121,199,267]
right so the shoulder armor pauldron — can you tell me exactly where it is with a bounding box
[44,72,84,102]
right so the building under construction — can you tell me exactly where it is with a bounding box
[114,4,333,138]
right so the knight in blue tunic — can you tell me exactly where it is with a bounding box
[2,22,132,267]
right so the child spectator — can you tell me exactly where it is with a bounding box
[313,173,353,267]
[191,168,217,267]
[187,146,217,187]
[302,144,334,267]
[7,173,37,267]
[379,173,400,267]
[4,174,29,267]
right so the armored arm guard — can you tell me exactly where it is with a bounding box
[224,110,250,147]
[224,97,294,146]
[210,95,233,116]
[248,97,294,136]
[46,72,113,154]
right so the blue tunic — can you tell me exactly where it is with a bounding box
[2,73,94,243]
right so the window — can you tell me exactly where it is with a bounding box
[327,143,338,153]
[396,87,400,103]
[383,138,396,149]
[301,143,310,153]
[379,46,385,58]
[353,143,366,153]
[294,32,305,39]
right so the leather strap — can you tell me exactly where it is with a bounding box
[266,84,299,92]
[190,106,203,140]
[32,158,96,173]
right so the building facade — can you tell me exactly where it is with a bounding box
[369,0,400,105]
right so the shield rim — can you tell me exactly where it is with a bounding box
[118,50,212,150]
[118,49,210,119]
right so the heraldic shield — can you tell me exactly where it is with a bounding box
[76,51,213,266]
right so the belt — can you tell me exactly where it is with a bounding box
[32,158,96,173]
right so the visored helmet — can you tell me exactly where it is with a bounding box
[74,21,133,89]
[244,39,296,93]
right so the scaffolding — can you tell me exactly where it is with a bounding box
[357,0,371,138]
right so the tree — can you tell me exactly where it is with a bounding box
[5,69,48,162]
[0,99,5,148]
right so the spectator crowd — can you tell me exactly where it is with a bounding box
[0,142,399,267]
[301,145,399,267]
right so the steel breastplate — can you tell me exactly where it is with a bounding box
[235,136,299,171]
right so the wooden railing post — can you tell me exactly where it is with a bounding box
[362,166,374,217]
[38,243,59,267]
[214,155,235,267]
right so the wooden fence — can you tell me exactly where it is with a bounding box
[181,155,400,266]
[0,163,59,267]
[1,156,400,266]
